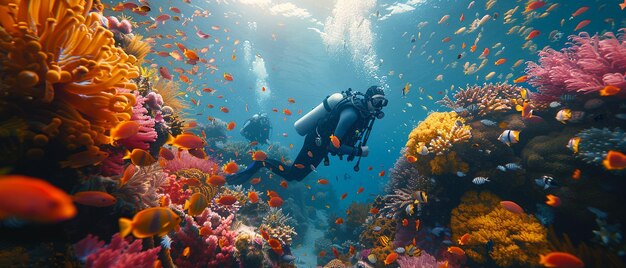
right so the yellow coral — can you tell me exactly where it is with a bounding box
[450,191,550,267]
[152,79,189,115]
[0,0,139,167]
[429,151,469,175]
[360,217,396,248]
[405,112,471,157]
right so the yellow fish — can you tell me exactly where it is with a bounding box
[119,207,181,238]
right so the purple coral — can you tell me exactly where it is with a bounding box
[162,150,217,174]
[397,253,450,268]
[77,233,160,268]
[100,149,125,177]
[106,16,133,34]
[117,91,158,151]
[526,30,626,104]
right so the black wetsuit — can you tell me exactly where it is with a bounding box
[228,102,368,183]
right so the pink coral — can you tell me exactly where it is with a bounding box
[117,91,158,151]
[79,233,160,268]
[107,16,133,34]
[170,208,237,267]
[397,253,454,268]
[526,30,626,104]
[159,174,193,205]
[100,149,125,177]
[162,150,217,174]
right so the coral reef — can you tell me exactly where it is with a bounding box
[548,227,625,268]
[526,31,626,104]
[152,79,188,116]
[397,252,451,268]
[450,191,550,267]
[521,131,578,176]
[437,83,525,117]
[386,150,435,194]
[323,259,347,268]
[77,234,161,268]
[0,0,139,167]
[429,151,469,176]
[162,150,217,174]
[360,217,396,248]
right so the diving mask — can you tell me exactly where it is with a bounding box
[370,94,388,109]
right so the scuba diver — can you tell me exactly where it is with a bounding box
[228,86,388,183]
[240,113,272,144]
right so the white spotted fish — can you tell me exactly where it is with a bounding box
[505,163,522,170]
[472,177,490,185]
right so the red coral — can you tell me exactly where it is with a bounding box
[80,233,160,268]
[100,148,125,177]
[527,30,626,104]
[159,174,193,205]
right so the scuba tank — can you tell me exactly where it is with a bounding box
[294,92,345,136]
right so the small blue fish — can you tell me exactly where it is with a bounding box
[496,165,506,172]
[535,175,558,190]
[480,119,497,126]
[456,171,466,177]
[472,177,490,185]
[505,163,522,170]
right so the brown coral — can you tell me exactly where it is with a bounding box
[429,151,469,176]
[450,191,550,267]
[0,0,139,167]
[360,217,396,248]
[437,83,525,117]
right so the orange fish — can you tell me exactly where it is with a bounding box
[526,30,540,40]
[357,187,364,194]
[307,151,313,157]
[182,247,190,257]
[73,191,117,207]
[184,192,209,216]
[223,72,234,81]
[220,106,230,113]
[330,134,341,148]
[294,163,305,169]
[546,194,561,207]
[0,175,76,222]
[406,155,417,163]
[124,149,157,166]
[462,42,467,49]
[262,86,266,92]
[599,85,621,96]
[438,261,449,268]
[159,147,175,160]
[442,37,452,43]
[459,13,465,22]
[110,121,140,142]
[251,151,267,161]
[368,166,373,171]
[318,251,327,257]
[332,247,339,258]
[267,238,281,249]
[280,180,288,188]
[287,98,295,103]
[458,233,471,245]
[479,47,490,58]
[571,6,589,18]
[119,207,181,238]
[539,252,584,268]
[188,148,206,159]
[603,150,626,170]
[317,179,329,185]
[283,109,292,116]
[268,196,284,207]
[167,133,206,149]
[514,75,528,83]
[402,219,408,226]
[447,246,465,256]
[525,0,546,12]
[572,169,581,180]
[415,219,421,231]
[574,20,591,31]
[494,58,507,65]
[183,49,199,61]
[621,0,626,10]
[500,201,524,214]
[119,164,137,186]
[248,191,259,203]
[217,195,238,206]
[335,217,344,224]
[340,193,348,200]
[250,177,261,184]
[370,207,379,214]
[470,44,477,53]
[222,161,239,174]
[206,175,226,186]
[349,245,355,256]
[384,252,398,265]
[199,226,212,236]
[226,121,236,131]
[379,170,385,177]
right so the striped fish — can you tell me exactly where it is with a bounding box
[472,177,490,185]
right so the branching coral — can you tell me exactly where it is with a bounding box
[405,112,472,157]
[381,187,428,219]
[0,0,139,167]
[576,127,626,167]
[387,149,435,194]
[122,35,151,64]
[437,83,524,116]
[77,233,161,268]
[526,30,626,104]
[450,191,550,267]
[397,253,450,268]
